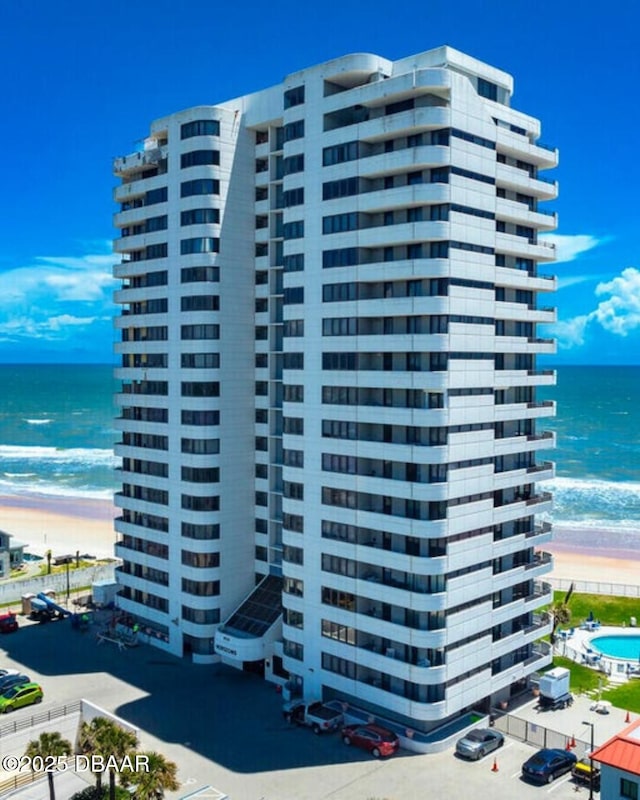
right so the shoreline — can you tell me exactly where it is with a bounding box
[0,492,638,589]
[0,493,118,560]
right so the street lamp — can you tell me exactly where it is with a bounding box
[582,720,595,800]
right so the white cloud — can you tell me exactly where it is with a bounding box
[539,233,604,264]
[0,250,117,343]
[591,268,640,336]
[553,267,640,348]
[549,315,590,348]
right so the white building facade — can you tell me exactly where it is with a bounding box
[113,46,557,731]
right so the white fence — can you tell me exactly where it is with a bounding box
[550,577,640,598]
[0,563,116,605]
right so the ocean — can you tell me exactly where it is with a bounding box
[0,364,637,530]
[0,364,117,502]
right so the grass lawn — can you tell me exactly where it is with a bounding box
[602,681,640,715]
[553,591,640,628]
[549,656,604,694]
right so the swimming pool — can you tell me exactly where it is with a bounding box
[590,635,640,660]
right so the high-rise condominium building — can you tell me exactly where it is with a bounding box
[113,45,557,734]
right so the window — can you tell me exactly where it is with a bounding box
[181,179,220,197]
[386,98,414,115]
[284,119,305,141]
[181,438,219,454]
[180,237,219,254]
[322,247,358,268]
[284,85,305,108]
[145,187,167,205]
[182,606,220,624]
[283,320,304,337]
[181,382,219,397]
[323,177,358,200]
[140,243,166,261]
[283,577,304,596]
[181,323,219,339]
[283,608,304,628]
[144,215,168,232]
[283,220,304,239]
[181,150,220,168]
[182,522,220,539]
[322,213,358,235]
[181,353,220,368]
[283,154,304,175]
[323,141,359,166]
[181,495,220,512]
[621,779,638,800]
[283,384,304,402]
[477,78,498,101]
[283,253,304,272]
[181,266,219,283]
[283,481,304,500]
[283,512,304,532]
[282,187,304,207]
[181,295,219,311]
[181,466,219,483]
[181,208,220,226]
[181,409,219,425]
[181,119,220,138]
[283,287,304,304]
[283,417,304,435]
[181,578,220,596]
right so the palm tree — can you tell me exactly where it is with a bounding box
[25,731,73,800]
[79,716,137,799]
[121,751,179,800]
[103,724,138,800]
[547,582,574,644]
[78,717,110,791]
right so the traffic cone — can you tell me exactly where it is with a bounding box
[570,734,576,748]
[491,757,499,772]
[566,739,572,751]
[625,710,631,723]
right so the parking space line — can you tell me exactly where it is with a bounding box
[546,775,573,793]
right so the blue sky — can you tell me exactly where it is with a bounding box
[0,0,638,363]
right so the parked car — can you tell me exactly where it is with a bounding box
[341,724,399,758]
[522,748,577,784]
[0,613,18,633]
[0,683,43,713]
[455,728,504,760]
[0,673,30,693]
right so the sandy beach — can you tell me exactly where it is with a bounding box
[0,494,638,590]
[0,494,118,560]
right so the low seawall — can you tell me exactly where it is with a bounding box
[0,563,116,606]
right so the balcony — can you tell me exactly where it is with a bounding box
[114,145,168,177]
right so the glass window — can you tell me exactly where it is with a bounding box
[181,120,220,138]
[181,150,220,168]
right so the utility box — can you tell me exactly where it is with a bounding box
[92,580,118,608]
[538,667,570,699]
[21,593,35,615]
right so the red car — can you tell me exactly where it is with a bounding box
[341,724,399,757]
[0,614,18,634]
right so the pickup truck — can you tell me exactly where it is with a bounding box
[283,700,344,734]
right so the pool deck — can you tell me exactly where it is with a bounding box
[556,624,640,682]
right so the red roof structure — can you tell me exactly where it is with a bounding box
[591,718,640,774]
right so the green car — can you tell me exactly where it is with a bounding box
[0,682,43,712]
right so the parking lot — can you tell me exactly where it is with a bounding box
[0,617,618,800]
